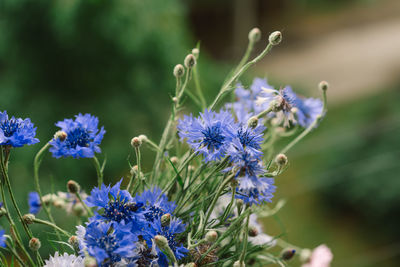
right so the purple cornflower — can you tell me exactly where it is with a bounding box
[178,109,235,162]
[0,111,39,147]
[49,113,105,158]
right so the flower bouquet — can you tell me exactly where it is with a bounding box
[0,28,332,267]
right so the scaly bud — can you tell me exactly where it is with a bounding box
[275,154,288,166]
[154,235,169,250]
[205,231,218,243]
[173,64,185,78]
[248,27,261,43]
[268,31,282,46]
[281,248,296,260]
[23,214,35,224]
[131,137,142,148]
[319,81,329,92]
[192,48,200,59]
[184,54,196,69]
[270,95,284,112]
[247,116,258,129]
[248,226,258,237]
[138,134,148,143]
[54,130,67,141]
[29,237,41,251]
[67,180,80,194]
[161,213,171,227]
[68,235,80,251]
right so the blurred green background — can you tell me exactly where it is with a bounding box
[1,0,400,266]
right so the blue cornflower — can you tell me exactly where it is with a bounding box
[84,221,137,266]
[0,229,6,248]
[178,109,235,162]
[0,111,39,147]
[28,192,41,214]
[49,113,105,158]
[143,218,188,267]
[236,176,276,205]
[134,187,176,223]
[85,179,143,228]
[235,124,265,159]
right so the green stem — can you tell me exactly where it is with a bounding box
[33,218,71,238]
[75,191,93,217]
[193,64,206,109]
[239,209,251,264]
[92,156,103,187]
[209,42,275,111]
[134,146,143,190]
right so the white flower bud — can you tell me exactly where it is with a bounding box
[131,137,142,148]
[192,48,200,59]
[161,213,171,227]
[23,213,35,224]
[248,27,261,43]
[184,54,196,69]
[173,64,185,78]
[54,131,67,141]
[205,231,218,243]
[268,31,282,46]
[319,81,329,91]
[275,154,288,166]
[29,237,41,251]
[247,116,258,129]
[138,134,148,143]
[154,235,169,250]
[233,261,245,267]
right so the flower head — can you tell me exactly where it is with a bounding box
[84,221,138,266]
[49,113,105,158]
[143,218,188,266]
[134,187,176,224]
[28,192,41,214]
[44,252,84,267]
[0,229,6,248]
[178,109,235,162]
[0,111,39,147]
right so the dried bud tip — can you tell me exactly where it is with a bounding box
[233,261,245,267]
[67,180,80,194]
[173,64,185,78]
[269,31,282,46]
[29,237,41,251]
[281,248,296,260]
[247,116,258,129]
[319,81,329,91]
[84,256,98,267]
[205,231,218,243]
[275,154,288,166]
[184,54,196,69]
[248,27,261,43]
[154,235,169,249]
[54,131,67,141]
[131,137,142,148]
[248,226,258,237]
[161,213,171,227]
[192,48,200,59]
[23,214,35,224]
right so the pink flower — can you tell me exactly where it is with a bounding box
[302,244,333,267]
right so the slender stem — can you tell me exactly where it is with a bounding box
[126,170,136,194]
[3,241,26,267]
[193,64,206,109]
[209,42,275,110]
[75,191,93,217]
[279,90,328,155]
[239,209,251,264]
[33,218,71,238]
[92,156,103,187]
[134,147,143,189]
[201,173,234,236]
[255,106,273,120]
[230,38,256,83]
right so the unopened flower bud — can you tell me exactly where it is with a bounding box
[72,203,85,217]
[205,231,218,243]
[84,256,98,267]
[131,137,142,148]
[236,199,244,210]
[192,48,200,59]
[319,81,329,92]
[269,31,282,46]
[184,54,196,69]
[161,213,171,227]
[247,116,258,129]
[172,97,178,103]
[68,235,80,251]
[170,156,179,165]
[53,199,65,209]
[54,131,67,141]
[173,64,185,78]
[185,263,197,267]
[275,154,288,166]
[248,226,258,237]
[300,248,312,262]
[270,96,284,112]
[130,165,138,176]
[248,27,261,43]
[281,248,296,260]
[23,214,35,224]
[67,180,80,194]
[138,134,148,143]
[29,237,41,251]
[233,261,245,267]
[0,207,7,217]
[154,235,169,249]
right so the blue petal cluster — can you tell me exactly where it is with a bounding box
[80,181,187,267]
[0,111,39,147]
[49,113,105,158]
[0,229,5,248]
[28,191,41,214]
[177,109,235,162]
